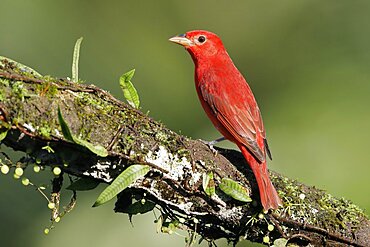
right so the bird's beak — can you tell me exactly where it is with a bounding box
[169,34,193,47]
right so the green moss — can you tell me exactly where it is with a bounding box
[39,126,52,139]
[78,124,93,140]
[272,174,367,234]
[75,92,114,115]
[11,81,29,101]
[35,82,58,99]
[317,193,365,229]
[0,56,42,78]
[176,148,189,157]
[155,131,168,143]
[0,78,9,87]
[0,88,5,102]
[12,117,24,126]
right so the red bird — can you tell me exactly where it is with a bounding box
[169,30,282,210]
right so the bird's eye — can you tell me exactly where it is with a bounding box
[197,35,206,43]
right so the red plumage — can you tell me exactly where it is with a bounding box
[170,30,282,210]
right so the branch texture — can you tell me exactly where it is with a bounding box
[0,58,369,246]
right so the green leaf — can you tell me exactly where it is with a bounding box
[119,69,140,108]
[73,137,108,157]
[93,164,150,207]
[67,177,100,191]
[0,56,42,77]
[57,107,108,157]
[57,106,74,142]
[202,171,215,196]
[120,69,135,83]
[219,178,252,202]
[0,129,8,142]
[72,37,83,82]
[271,238,288,247]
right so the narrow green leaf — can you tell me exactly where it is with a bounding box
[0,129,8,142]
[121,69,135,82]
[0,56,42,77]
[58,107,108,157]
[202,171,215,196]
[119,69,140,108]
[219,178,252,202]
[72,37,83,82]
[93,164,150,207]
[67,177,100,191]
[73,137,108,157]
[57,106,74,142]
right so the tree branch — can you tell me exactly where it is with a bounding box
[0,57,369,246]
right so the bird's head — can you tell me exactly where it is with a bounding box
[169,30,225,63]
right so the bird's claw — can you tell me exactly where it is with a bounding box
[199,138,225,156]
[208,143,219,156]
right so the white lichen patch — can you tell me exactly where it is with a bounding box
[83,160,119,182]
[311,207,318,214]
[54,129,63,137]
[23,123,35,132]
[188,171,202,188]
[84,170,112,182]
[145,145,194,181]
[217,205,244,222]
[177,201,194,212]
[94,161,111,170]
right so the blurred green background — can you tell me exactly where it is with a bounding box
[1,0,370,246]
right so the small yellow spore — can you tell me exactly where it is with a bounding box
[263,236,270,243]
[267,224,274,231]
[1,165,9,174]
[53,167,61,176]
[22,178,30,186]
[15,167,23,176]
[258,213,264,219]
[33,165,41,173]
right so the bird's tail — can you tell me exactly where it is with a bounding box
[239,145,282,211]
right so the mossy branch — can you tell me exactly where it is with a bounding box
[0,58,369,247]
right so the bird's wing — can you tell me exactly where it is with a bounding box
[200,84,266,163]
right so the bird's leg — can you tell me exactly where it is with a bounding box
[200,137,226,155]
[208,136,226,146]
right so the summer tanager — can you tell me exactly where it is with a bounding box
[169,30,282,210]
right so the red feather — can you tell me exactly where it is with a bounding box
[170,30,282,210]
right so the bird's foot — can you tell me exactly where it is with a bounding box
[207,136,226,146]
[199,137,226,156]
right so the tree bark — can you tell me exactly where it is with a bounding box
[0,57,369,246]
